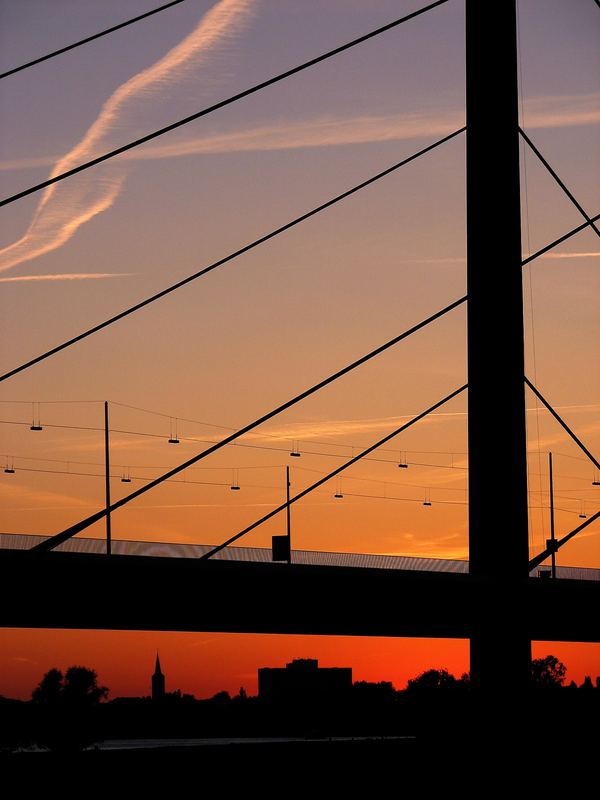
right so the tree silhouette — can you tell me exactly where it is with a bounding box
[406,668,459,692]
[32,667,63,704]
[531,656,566,688]
[62,666,108,705]
[31,666,108,751]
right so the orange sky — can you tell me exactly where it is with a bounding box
[0,1,598,700]
[2,628,599,701]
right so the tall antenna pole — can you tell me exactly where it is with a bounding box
[549,451,556,579]
[466,0,530,692]
[104,401,112,556]
[286,465,292,565]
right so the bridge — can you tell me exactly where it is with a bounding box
[1,0,599,699]
[1,534,598,644]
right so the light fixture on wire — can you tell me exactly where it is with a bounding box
[290,440,301,458]
[168,417,180,444]
[30,402,43,431]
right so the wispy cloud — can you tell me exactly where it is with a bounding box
[3,91,598,174]
[0,480,90,509]
[0,81,597,274]
[400,251,599,265]
[0,272,135,283]
[540,251,600,260]
[0,0,255,274]
[256,403,600,442]
[523,91,600,130]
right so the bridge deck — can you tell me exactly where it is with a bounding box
[0,535,598,643]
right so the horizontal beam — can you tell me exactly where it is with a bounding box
[1,550,598,642]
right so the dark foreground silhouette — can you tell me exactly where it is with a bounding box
[1,657,598,754]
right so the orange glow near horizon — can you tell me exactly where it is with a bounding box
[1,629,599,702]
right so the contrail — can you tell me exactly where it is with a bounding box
[0,0,254,274]
[2,91,597,173]
[0,272,135,283]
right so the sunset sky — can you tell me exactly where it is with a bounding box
[1,0,599,699]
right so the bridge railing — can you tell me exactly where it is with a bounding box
[2,533,598,582]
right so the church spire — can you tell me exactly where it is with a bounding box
[152,651,165,701]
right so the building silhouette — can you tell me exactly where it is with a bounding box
[258,658,352,701]
[151,652,165,701]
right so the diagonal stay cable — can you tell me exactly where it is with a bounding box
[529,510,600,571]
[200,384,468,560]
[0,0,450,207]
[0,128,465,384]
[519,128,600,239]
[522,212,600,265]
[29,295,467,553]
[0,1,188,80]
[524,377,600,471]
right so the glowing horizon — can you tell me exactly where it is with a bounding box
[0,0,598,698]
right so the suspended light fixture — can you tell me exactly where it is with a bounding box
[168,417,180,444]
[290,440,301,458]
[334,476,343,498]
[30,402,43,431]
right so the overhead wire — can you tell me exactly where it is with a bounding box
[0,418,470,472]
[29,304,468,552]
[199,384,467,559]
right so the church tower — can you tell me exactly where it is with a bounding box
[152,652,165,701]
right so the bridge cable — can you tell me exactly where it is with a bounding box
[200,384,468,560]
[0,1,188,80]
[516,24,546,554]
[522,212,600,265]
[29,295,467,552]
[524,377,600,471]
[0,128,465,384]
[529,510,600,571]
[519,129,600,239]
[0,0,450,207]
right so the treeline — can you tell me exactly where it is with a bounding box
[1,658,599,751]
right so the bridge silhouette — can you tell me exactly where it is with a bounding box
[1,0,598,700]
